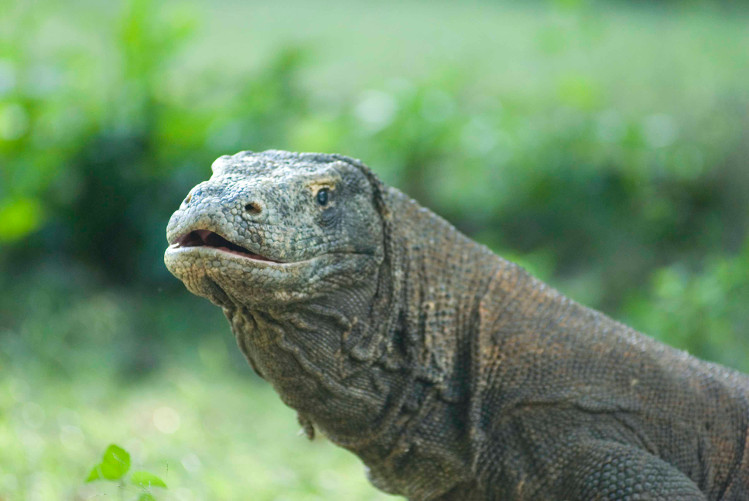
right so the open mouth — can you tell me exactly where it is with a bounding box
[172,229,279,262]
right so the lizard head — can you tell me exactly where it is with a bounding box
[164,150,386,309]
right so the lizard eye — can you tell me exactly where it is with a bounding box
[316,188,329,206]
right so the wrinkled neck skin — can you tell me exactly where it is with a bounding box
[225,187,502,499]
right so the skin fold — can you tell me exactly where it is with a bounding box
[165,150,749,500]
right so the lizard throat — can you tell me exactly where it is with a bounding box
[171,229,279,262]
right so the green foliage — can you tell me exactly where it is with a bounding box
[86,444,166,500]
[625,239,749,373]
[0,365,394,499]
[131,471,168,489]
[1,0,748,498]
[3,0,748,304]
[87,444,131,481]
[0,196,43,242]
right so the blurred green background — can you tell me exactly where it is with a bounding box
[2,0,748,498]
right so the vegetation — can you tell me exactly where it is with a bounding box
[1,0,747,498]
[86,443,167,500]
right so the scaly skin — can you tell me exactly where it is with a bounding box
[165,150,749,500]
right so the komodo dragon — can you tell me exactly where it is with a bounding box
[164,150,749,500]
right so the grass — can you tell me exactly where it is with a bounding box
[19,0,749,112]
[182,0,749,111]
[2,355,397,500]
[2,0,749,499]
[0,267,396,499]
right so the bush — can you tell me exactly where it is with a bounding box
[1,0,747,372]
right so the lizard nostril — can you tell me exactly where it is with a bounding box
[183,194,192,205]
[244,202,262,215]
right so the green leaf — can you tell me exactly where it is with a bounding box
[86,444,132,482]
[131,471,167,489]
[138,493,157,501]
[85,466,101,482]
[98,444,131,480]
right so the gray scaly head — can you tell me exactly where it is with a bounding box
[165,150,385,307]
[164,150,400,444]
[165,150,499,500]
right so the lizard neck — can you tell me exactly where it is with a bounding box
[338,188,504,498]
[381,187,503,398]
[226,187,505,499]
[225,270,388,437]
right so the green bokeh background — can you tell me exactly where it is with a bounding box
[1,0,748,499]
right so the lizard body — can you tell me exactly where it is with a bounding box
[165,150,749,500]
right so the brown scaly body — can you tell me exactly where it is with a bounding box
[165,150,749,500]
